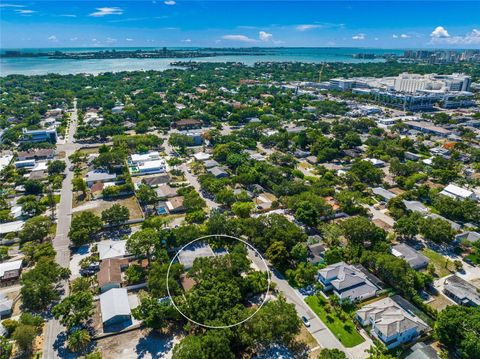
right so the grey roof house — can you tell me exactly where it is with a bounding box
[391,244,429,270]
[455,231,480,245]
[318,262,378,302]
[372,187,397,201]
[356,296,429,349]
[443,275,480,307]
[99,288,132,327]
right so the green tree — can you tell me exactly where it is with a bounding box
[101,204,129,226]
[419,218,456,243]
[126,228,161,265]
[19,216,52,243]
[231,202,254,218]
[318,348,348,359]
[67,329,91,353]
[69,211,103,246]
[12,324,36,354]
[72,177,87,197]
[52,290,94,330]
[266,241,290,271]
[136,184,158,205]
[47,160,66,176]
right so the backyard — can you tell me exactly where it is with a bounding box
[305,295,365,348]
[421,248,455,278]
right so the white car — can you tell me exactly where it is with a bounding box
[301,316,311,327]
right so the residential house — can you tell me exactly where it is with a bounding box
[391,244,429,270]
[443,275,480,306]
[455,231,480,245]
[17,148,55,161]
[184,131,203,146]
[166,196,185,213]
[403,200,429,215]
[307,243,326,264]
[440,184,477,201]
[98,258,126,293]
[0,221,24,237]
[142,174,170,187]
[129,151,166,176]
[99,288,132,327]
[405,342,440,359]
[177,242,215,270]
[85,171,117,187]
[173,119,203,130]
[372,187,397,202]
[318,262,378,302]
[426,214,461,231]
[367,158,386,168]
[203,159,220,169]
[155,184,178,199]
[193,152,211,161]
[0,294,13,318]
[0,260,22,281]
[98,240,127,261]
[356,296,429,349]
[207,166,228,178]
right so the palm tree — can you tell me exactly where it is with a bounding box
[67,329,90,353]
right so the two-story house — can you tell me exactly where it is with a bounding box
[356,297,429,349]
[318,262,378,302]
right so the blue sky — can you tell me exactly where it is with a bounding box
[1,1,479,48]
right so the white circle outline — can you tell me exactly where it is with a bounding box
[166,234,271,329]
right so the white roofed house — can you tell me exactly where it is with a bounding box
[129,151,167,176]
[439,184,477,201]
[356,296,429,349]
[318,262,378,302]
[97,240,127,261]
[0,260,23,282]
[99,288,132,328]
[85,170,117,187]
[372,187,397,202]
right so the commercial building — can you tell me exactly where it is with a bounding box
[20,128,57,143]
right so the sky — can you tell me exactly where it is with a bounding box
[1,1,480,49]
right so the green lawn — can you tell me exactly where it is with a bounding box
[421,248,455,278]
[305,295,365,348]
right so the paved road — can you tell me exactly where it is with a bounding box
[43,101,79,359]
[179,161,219,210]
[247,249,351,355]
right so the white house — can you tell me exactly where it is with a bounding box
[440,184,477,201]
[129,151,167,176]
[0,260,23,281]
[99,288,131,327]
[98,240,127,261]
[356,297,429,349]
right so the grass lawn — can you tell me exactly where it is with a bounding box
[465,251,480,265]
[305,295,365,348]
[421,248,455,278]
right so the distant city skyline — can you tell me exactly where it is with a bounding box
[1,1,479,49]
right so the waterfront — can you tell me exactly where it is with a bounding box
[0,47,400,76]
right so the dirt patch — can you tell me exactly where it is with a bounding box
[427,294,455,311]
[95,328,180,359]
[73,196,144,220]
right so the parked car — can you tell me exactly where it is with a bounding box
[301,316,311,327]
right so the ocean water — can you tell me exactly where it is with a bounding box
[0,47,403,76]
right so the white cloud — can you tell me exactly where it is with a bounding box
[0,3,25,8]
[15,9,36,14]
[392,34,398,39]
[431,28,480,45]
[106,37,117,44]
[221,34,257,43]
[374,37,379,41]
[352,33,366,40]
[59,14,77,18]
[181,39,192,43]
[70,37,78,41]
[296,24,321,31]
[431,26,450,38]
[125,38,134,41]
[89,7,123,17]
[400,34,410,38]
[48,35,58,42]
[259,31,273,42]
[164,0,176,5]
